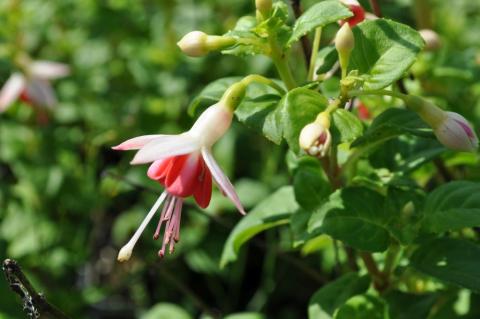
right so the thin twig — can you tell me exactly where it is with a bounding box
[359,252,388,292]
[3,259,71,319]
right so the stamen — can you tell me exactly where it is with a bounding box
[117,192,167,262]
[153,195,171,240]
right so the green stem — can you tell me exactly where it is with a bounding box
[268,36,297,90]
[307,27,322,81]
[241,74,286,95]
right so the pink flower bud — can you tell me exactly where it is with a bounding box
[433,112,478,152]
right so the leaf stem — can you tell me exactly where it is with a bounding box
[307,27,322,81]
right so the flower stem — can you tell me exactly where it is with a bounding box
[268,36,297,90]
[241,74,286,95]
[307,27,322,81]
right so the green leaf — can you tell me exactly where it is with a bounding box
[331,109,364,145]
[335,294,389,319]
[308,273,370,319]
[384,186,424,245]
[349,19,425,90]
[235,94,283,144]
[316,46,338,75]
[288,0,352,45]
[369,136,444,173]
[410,238,480,293]
[220,186,299,267]
[308,187,391,252]
[385,291,436,319]
[293,159,331,211]
[352,108,432,148]
[421,181,480,233]
[141,303,192,319]
[280,88,328,153]
[222,16,269,57]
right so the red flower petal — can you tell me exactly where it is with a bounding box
[165,154,188,187]
[193,159,212,208]
[347,5,365,27]
[167,154,201,197]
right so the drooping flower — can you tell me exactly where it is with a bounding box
[299,112,332,158]
[0,59,70,112]
[114,97,246,262]
[339,0,366,27]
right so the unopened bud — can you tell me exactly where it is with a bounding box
[335,23,355,74]
[177,31,236,57]
[405,95,478,151]
[433,112,478,151]
[419,29,441,51]
[299,113,332,158]
[256,0,272,16]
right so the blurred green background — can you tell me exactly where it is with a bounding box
[0,0,479,318]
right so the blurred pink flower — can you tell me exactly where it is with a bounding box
[0,60,70,112]
[114,102,245,261]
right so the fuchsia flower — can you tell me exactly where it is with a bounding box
[339,0,366,27]
[113,102,246,261]
[0,60,70,112]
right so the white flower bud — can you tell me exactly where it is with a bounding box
[177,31,209,57]
[335,23,355,56]
[177,31,236,57]
[335,23,355,74]
[299,113,332,158]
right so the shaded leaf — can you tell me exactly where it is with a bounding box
[349,19,424,90]
[308,273,370,319]
[220,186,299,267]
[421,181,480,233]
[410,238,480,293]
[289,1,352,45]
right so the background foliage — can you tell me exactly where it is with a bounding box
[0,0,480,318]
